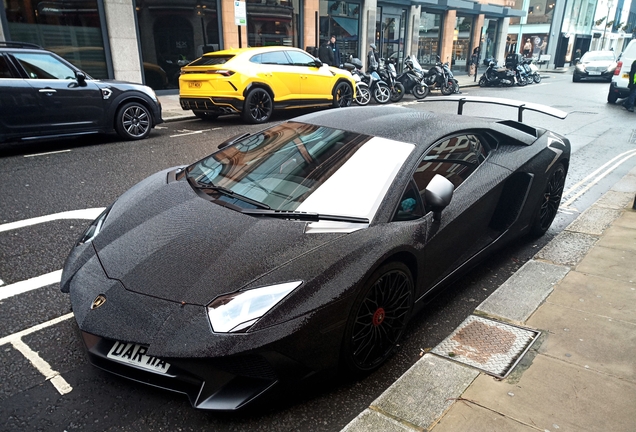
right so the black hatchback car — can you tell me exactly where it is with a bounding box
[0,42,163,144]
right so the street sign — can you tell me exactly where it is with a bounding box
[234,1,246,26]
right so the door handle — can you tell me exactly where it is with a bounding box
[39,88,57,93]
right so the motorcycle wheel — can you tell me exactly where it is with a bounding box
[479,76,487,87]
[373,83,391,104]
[412,84,429,99]
[516,74,527,86]
[390,82,405,102]
[533,73,542,84]
[355,83,371,106]
[452,79,460,94]
[441,81,454,95]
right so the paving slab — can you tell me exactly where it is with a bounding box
[433,399,536,432]
[534,231,598,266]
[611,210,636,229]
[595,190,636,210]
[576,245,636,284]
[595,224,636,251]
[369,354,478,430]
[476,260,569,323]
[460,355,636,432]
[528,302,636,380]
[546,270,636,324]
[609,168,636,193]
[341,409,418,432]
[564,207,622,236]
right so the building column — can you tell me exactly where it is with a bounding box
[440,10,456,65]
[361,0,377,69]
[221,0,248,49]
[472,14,484,56]
[407,5,421,57]
[103,0,142,83]
[304,0,318,51]
[496,18,509,64]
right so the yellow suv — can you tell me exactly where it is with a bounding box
[179,46,355,123]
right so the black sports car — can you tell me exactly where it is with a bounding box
[61,98,569,410]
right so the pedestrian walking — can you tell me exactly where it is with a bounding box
[469,47,480,76]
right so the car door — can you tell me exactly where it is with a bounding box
[253,51,300,101]
[0,53,42,140]
[286,50,334,100]
[10,51,105,135]
[412,134,507,290]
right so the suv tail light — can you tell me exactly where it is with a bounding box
[614,61,622,75]
[207,70,235,76]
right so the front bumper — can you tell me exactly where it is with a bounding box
[575,69,614,80]
[180,97,242,114]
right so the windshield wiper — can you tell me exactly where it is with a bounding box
[241,209,369,224]
[188,178,271,210]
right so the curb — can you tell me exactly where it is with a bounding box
[341,165,636,432]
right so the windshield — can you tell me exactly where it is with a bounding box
[582,52,615,62]
[409,55,423,72]
[186,122,415,219]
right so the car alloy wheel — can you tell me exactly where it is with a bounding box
[531,163,565,237]
[115,102,151,140]
[242,88,273,124]
[343,262,413,374]
[333,82,353,108]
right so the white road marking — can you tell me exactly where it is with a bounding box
[23,149,71,158]
[170,128,211,137]
[0,313,74,395]
[562,149,636,207]
[0,270,63,301]
[0,208,105,233]
[155,126,168,129]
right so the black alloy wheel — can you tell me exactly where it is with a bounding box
[333,82,354,108]
[533,73,542,84]
[531,163,566,237]
[441,80,454,95]
[389,82,405,102]
[242,88,273,124]
[193,110,219,121]
[342,262,414,375]
[412,83,429,99]
[479,76,488,87]
[115,102,152,140]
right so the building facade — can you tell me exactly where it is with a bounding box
[0,0,523,91]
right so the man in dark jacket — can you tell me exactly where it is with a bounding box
[329,35,341,67]
[367,43,379,72]
[318,40,334,65]
[625,59,636,112]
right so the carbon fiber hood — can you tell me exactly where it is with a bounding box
[93,169,344,305]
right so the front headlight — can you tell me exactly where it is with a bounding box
[77,206,111,245]
[207,281,302,333]
[576,64,586,72]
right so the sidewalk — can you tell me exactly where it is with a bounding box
[342,166,636,432]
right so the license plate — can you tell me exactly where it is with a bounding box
[107,341,170,374]
[622,73,629,79]
[188,82,202,88]
[588,71,601,76]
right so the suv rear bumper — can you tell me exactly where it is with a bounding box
[609,81,630,99]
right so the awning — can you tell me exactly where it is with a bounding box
[331,16,359,38]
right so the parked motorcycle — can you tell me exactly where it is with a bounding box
[398,55,429,99]
[343,62,371,105]
[422,56,456,95]
[441,62,460,93]
[377,58,405,102]
[521,57,542,83]
[479,60,515,87]
[348,57,392,104]
[505,53,529,86]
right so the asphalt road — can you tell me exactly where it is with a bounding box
[1,73,635,431]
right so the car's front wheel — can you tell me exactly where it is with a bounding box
[342,261,413,376]
[242,88,273,124]
[530,163,566,237]
[115,102,152,140]
[333,81,353,108]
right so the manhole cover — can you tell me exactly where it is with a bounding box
[432,315,540,379]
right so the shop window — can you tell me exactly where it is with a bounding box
[247,0,300,48]
[319,1,361,61]
[418,10,441,67]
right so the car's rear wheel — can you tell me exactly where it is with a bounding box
[342,262,413,376]
[115,102,152,140]
[530,163,566,237]
[607,91,618,104]
[242,88,273,124]
[333,81,353,108]
[193,110,219,121]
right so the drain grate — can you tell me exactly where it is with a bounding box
[432,315,540,379]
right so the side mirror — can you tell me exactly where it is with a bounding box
[76,71,86,85]
[312,59,323,68]
[218,132,250,149]
[424,174,454,222]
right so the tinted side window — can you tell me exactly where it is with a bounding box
[261,51,290,65]
[0,56,14,78]
[250,54,262,64]
[286,51,316,66]
[414,134,487,194]
[393,181,425,221]
[11,52,76,80]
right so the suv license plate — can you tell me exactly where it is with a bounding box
[107,341,170,374]
[188,82,202,88]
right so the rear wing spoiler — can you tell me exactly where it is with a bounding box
[419,96,568,122]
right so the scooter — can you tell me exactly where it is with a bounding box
[398,55,430,99]
[347,57,392,104]
[479,60,515,87]
[422,55,456,95]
